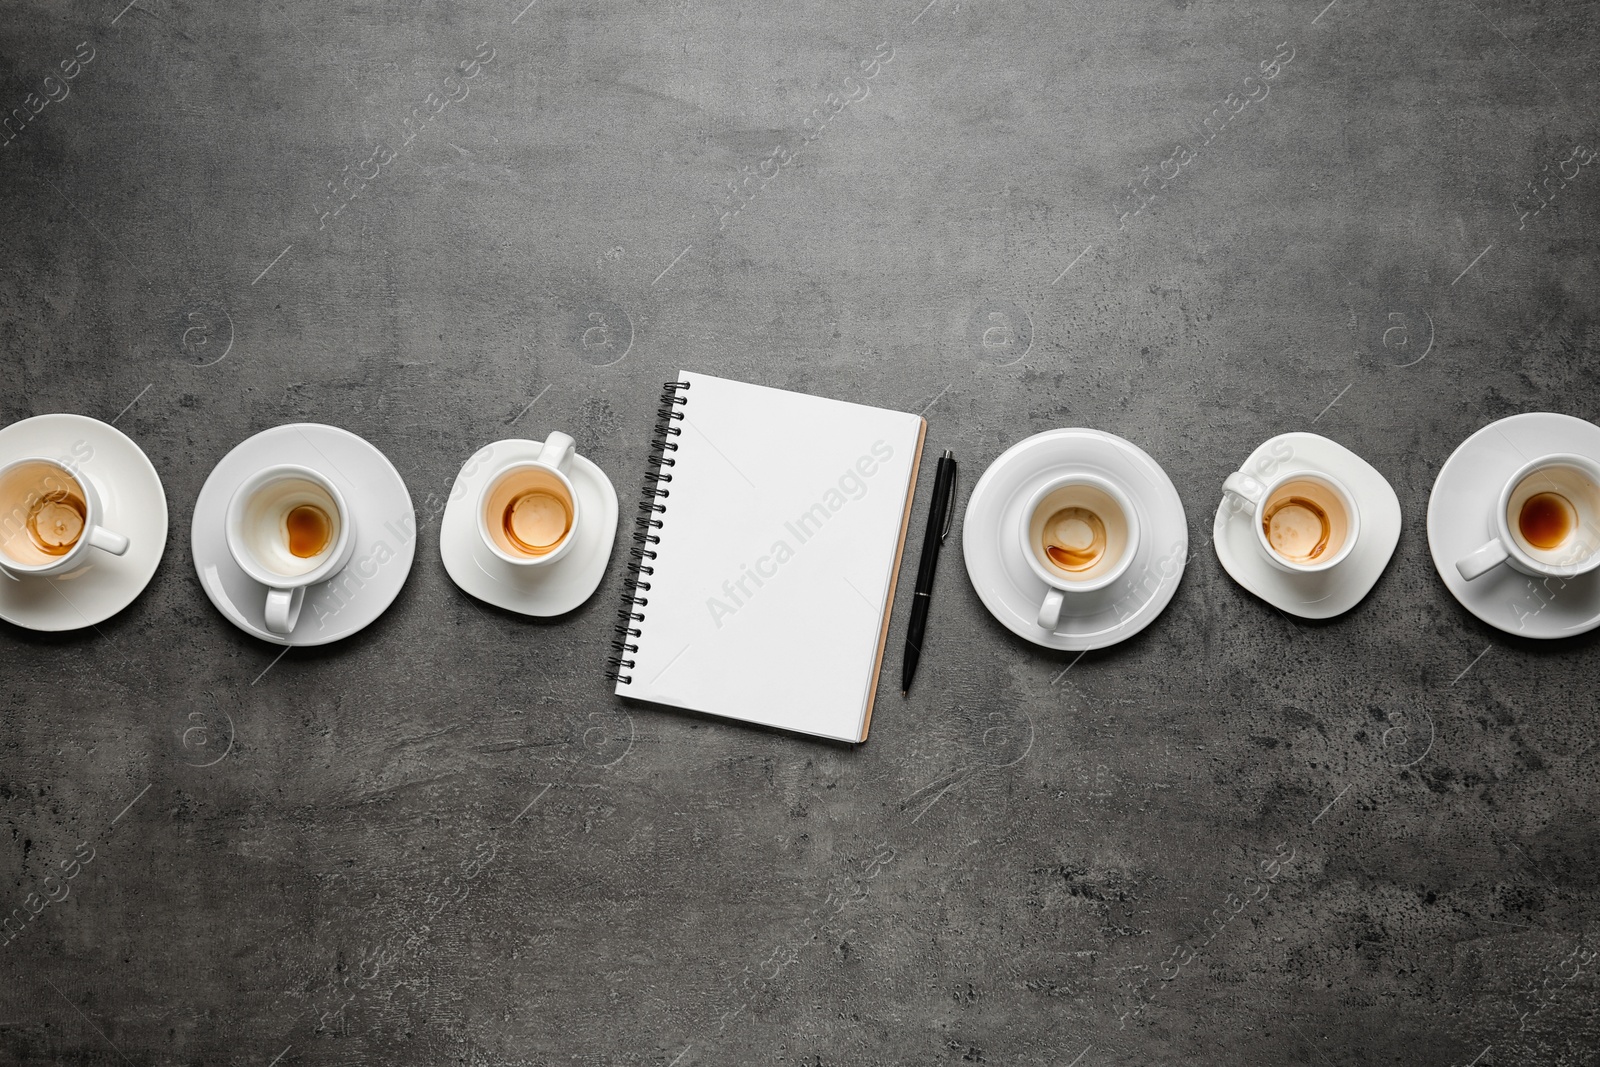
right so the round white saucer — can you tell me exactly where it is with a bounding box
[962,429,1188,650]
[0,413,168,632]
[1213,432,1402,619]
[439,438,618,616]
[192,424,415,646]
[1428,412,1600,639]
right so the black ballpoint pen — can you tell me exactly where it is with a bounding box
[902,450,957,695]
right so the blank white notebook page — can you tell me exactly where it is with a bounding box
[618,371,925,741]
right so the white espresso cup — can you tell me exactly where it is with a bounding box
[477,431,581,567]
[1020,473,1140,630]
[1455,453,1600,582]
[0,456,129,577]
[226,464,355,634]
[1222,467,1360,574]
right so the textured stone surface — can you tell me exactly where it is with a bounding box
[2,0,1598,1064]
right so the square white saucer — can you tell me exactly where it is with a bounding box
[439,439,618,616]
[1212,432,1401,619]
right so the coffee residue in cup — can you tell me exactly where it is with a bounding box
[27,489,88,556]
[1042,506,1107,571]
[1263,495,1331,562]
[504,490,572,555]
[285,504,333,558]
[1518,491,1575,550]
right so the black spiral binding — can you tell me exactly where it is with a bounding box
[605,379,689,685]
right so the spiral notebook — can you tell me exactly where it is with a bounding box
[607,371,927,742]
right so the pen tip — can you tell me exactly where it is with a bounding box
[901,689,908,697]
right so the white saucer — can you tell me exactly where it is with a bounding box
[439,438,618,616]
[192,424,415,645]
[1213,432,1402,619]
[0,414,168,632]
[962,429,1188,650]
[1428,412,1600,639]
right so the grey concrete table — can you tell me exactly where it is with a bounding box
[3,0,1598,1064]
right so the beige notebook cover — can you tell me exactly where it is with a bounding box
[610,371,926,742]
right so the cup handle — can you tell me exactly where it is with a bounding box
[1456,537,1510,581]
[1037,588,1064,631]
[1221,471,1266,514]
[85,525,129,556]
[264,586,306,634]
[539,431,576,473]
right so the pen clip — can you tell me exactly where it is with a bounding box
[939,461,957,542]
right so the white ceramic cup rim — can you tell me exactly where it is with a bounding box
[1019,472,1141,594]
[1494,452,1600,578]
[477,460,581,567]
[1242,468,1361,573]
[0,455,104,574]
[225,464,354,589]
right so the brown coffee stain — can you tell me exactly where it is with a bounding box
[1263,495,1330,561]
[1519,491,1575,550]
[1042,506,1107,572]
[504,490,572,555]
[286,504,333,558]
[27,490,88,556]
